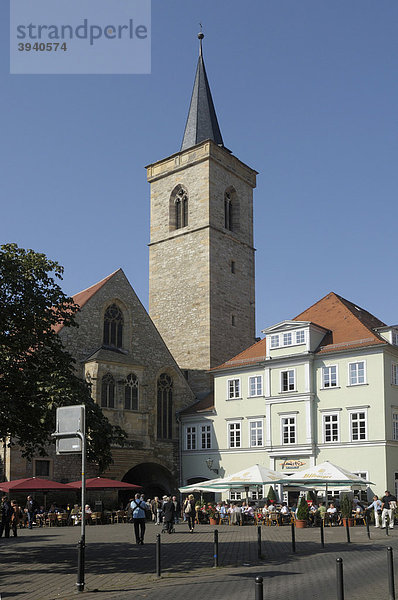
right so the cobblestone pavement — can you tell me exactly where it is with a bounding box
[0,521,397,599]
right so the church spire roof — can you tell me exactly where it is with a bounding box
[181,32,224,152]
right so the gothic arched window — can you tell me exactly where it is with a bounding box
[103,304,124,349]
[157,373,173,439]
[170,186,188,230]
[125,373,139,411]
[101,373,115,409]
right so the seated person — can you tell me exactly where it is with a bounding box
[279,502,291,524]
[326,503,339,525]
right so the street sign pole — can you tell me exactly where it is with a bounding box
[52,405,86,593]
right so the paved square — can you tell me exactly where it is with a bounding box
[0,522,396,599]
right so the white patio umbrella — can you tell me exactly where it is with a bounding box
[209,464,288,488]
[179,478,229,493]
[274,461,374,486]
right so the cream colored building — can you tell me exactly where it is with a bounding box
[181,292,398,500]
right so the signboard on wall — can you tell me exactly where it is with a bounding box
[277,458,309,471]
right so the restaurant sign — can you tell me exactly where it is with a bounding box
[278,459,307,471]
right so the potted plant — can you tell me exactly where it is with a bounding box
[207,503,218,525]
[296,496,309,528]
[340,494,354,527]
[267,485,277,504]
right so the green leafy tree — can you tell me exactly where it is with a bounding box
[0,243,127,472]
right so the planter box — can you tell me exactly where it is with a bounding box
[209,518,217,525]
[342,518,354,527]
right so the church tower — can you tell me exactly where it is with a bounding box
[147,34,257,398]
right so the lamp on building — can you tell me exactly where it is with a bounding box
[206,458,218,474]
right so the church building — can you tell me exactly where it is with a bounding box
[2,34,258,496]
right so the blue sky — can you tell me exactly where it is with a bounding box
[1,1,397,336]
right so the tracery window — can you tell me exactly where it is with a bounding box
[175,188,188,229]
[103,304,123,349]
[124,373,139,410]
[157,373,173,439]
[101,373,115,408]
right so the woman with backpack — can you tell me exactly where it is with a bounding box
[183,494,196,533]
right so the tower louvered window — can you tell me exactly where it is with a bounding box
[157,373,173,439]
[103,304,123,349]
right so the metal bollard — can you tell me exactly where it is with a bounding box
[255,576,264,600]
[366,513,371,539]
[345,520,350,544]
[257,525,262,560]
[156,533,161,577]
[336,557,344,600]
[76,536,85,592]
[214,529,219,568]
[320,519,325,549]
[388,547,396,600]
[291,521,296,553]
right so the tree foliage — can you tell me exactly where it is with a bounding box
[0,243,127,472]
[296,496,310,520]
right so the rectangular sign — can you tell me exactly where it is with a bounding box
[10,0,151,74]
[55,405,85,454]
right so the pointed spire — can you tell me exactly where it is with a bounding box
[181,32,224,152]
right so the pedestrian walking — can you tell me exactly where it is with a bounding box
[10,500,22,537]
[131,493,147,545]
[163,496,176,533]
[183,494,196,533]
[25,495,38,529]
[367,495,382,528]
[381,490,397,529]
[172,495,181,524]
[0,496,13,538]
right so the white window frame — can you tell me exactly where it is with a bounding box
[200,424,212,449]
[393,411,398,441]
[186,426,197,450]
[249,419,264,448]
[248,375,263,397]
[349,409,368,441]
[227,378,241,400]
[392,331,398,346]
[392,363,398,386]
[230,491,242,500]
[270,334,280,348]
[322,412,340,443]
[283,332,292,346]
[280,369,296,392]
[228,421,241,448]
[295,330,305,344]
[348,361,366,386]
[281,415,296,445]
[322,365,338,389]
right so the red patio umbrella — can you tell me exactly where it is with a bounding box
[0,477,72,492]
[65,477,141,490]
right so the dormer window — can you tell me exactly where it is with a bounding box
[270,335,280,348]
[296,330,305,344]
[393,331,398,346]
[283,333,292,346]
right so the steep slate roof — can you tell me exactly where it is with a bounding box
[179,391,215,416]
[181,40,224,151]
[53,270,120,334]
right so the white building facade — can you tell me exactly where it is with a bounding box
[180,292,398,500]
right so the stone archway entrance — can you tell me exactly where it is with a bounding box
[122,462,176,499]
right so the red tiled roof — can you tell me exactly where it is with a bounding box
[294,292,386,354]
[211,292,387,372]
[54,270,120,334]
[211,337,266,371]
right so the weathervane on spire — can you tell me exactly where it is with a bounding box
[198,23,204,57]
